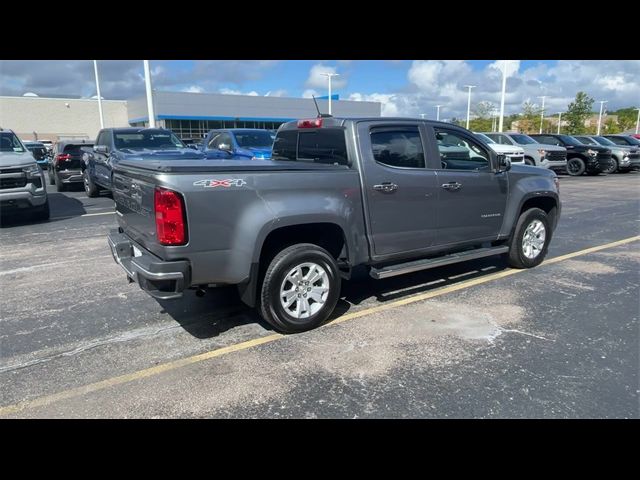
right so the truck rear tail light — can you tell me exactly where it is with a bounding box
[297,118,323,128]
[56,153,71,163]
[154,187,187,246]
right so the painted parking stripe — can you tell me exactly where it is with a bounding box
[50,211,114,220]
[1,235,638,417]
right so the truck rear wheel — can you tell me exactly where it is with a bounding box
[508,208,551,269]
[259,243,341,333]
[83,170,100,197]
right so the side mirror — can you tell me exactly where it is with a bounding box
[94,145,109,154]
[497,154,511,172]
[218,143,233,153]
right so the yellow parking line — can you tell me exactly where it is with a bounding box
[1,235,638,417]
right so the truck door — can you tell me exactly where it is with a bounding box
[425,125,508,246]
[357,122,440,258]
[93,130,113,187]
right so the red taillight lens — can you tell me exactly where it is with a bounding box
[297,118,323,128]
[154,187,187,245]
[56,153,71,163]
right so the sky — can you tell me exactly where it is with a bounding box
[1,60,638,120]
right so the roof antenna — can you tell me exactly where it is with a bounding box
[312,95,332,118]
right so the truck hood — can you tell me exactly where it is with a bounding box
[0,151,37,168]
[510,163,556,177]
[533,144,566,152]
[119,149,207,161]
[487,144,524,155]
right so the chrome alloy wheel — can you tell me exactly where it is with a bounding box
[522,219,546,259]
[280,262,330,319]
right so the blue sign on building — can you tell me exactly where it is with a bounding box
[316,94,340,100]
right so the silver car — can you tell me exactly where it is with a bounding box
[482,132,567,171]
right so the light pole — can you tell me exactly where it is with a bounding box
[596,100,608,135]
[635,108,640,134]
[498,60,508,132]
[557,112,563,134]
[436,105,442,121]
[537,95,546,134]
[320,73,340,115]
[143,60,156,128]
[93,60,104,129]
[464,85,476,129]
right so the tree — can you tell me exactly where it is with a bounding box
[516,101,542,134]
[608,107,637,132]
[604,117,618,134]
[468,101,495,132]
[564,92,594,134]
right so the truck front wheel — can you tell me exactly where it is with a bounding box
[260,243,341,333]
[566,157,586,176]
[83,170,100,197]
[508,208,551,269]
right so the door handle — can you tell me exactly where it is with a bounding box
[441,182,462,191]
[373,183,398,193]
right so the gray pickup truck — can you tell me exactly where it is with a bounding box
[108,117,561,333]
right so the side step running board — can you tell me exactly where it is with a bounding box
[370,246,509,280]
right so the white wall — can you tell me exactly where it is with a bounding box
[0,96,129,141]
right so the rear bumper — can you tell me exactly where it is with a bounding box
[108,229,190,300]
[56,168,83,183]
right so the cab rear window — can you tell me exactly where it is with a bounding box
[272,129,349,166]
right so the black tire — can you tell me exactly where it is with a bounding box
[566,157,586,176]
[55,173,67,192]
[603,157,618,174]
[83,169,100,198]
[32,200,50,222]
[259,243,341,333]
[48,169,55,185]
[524,157,535,166]
[508,208,551,269]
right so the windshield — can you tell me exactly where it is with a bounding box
[234,131,274,148]
[611,136,640,146]
[113,130,187,151]
[474,133,495,144]
[511,134,538,145]
[575,136,598,146]
[557,135,584,146]
[0,132,26,152]
[590,136,616,146]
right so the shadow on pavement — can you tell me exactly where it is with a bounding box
[157,286,272,339]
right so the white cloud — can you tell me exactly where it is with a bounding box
[265,89,287,97]
[302,89,319,99]
[182,85,204,93]
[486,60,520,78]
[219,88,259,96]
[305,64,347,90]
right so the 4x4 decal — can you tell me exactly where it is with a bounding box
[193,179,247,188]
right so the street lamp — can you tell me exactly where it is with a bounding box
[320,72,340,115]
[556,112,563,134]
[436,105,442,121]
[596,100,608,135]
[498,60,509,132]
[93,60,104,129]
[143,60,156,128]
[537,95,546,134]
[464,85,476,129]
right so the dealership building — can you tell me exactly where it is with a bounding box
[0,91,381,142]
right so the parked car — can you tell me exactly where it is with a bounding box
[0,128,49,220]
[201,129,274,160]
[573,135,640,173]
[108,116,560,333]
[473,132,525,165]
[630,134,640,140]
[481,132,568,171]
[47,140,94,191]
[181,138,202,150]
[22,141,50,170]
[82,127,207,197]
[530,134,612,176]
[39,139,54,153]
[603,134,640,148]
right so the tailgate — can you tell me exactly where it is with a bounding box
[112,170,158,251]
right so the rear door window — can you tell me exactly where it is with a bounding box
[370,127,425,168]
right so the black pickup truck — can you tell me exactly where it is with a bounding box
[530,134,612,176]
[82,128,206,197]
[108,117,561,333]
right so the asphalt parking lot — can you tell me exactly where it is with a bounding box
[1,173,638,418]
